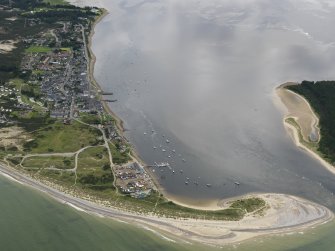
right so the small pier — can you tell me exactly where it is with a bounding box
[98,90,114,95]
[102,99,117,103]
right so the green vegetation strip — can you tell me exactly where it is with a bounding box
[43,0,69,5]
[22,156,75,170]
[77,146,114,191]
[25,46,53,53]
[23,121,103,153]
[109,143,131,165]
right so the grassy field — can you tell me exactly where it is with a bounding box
[109,143,131,165]
[25,46,53,53]
[80,113,101,125]
[230,198,266,213]
[24,121,103,153]
[77,146,110,171]
[43,0,69,5]
[22,156,75,170]
[60,47,71,52]
[76,146,114,191]
[38,169,76,186]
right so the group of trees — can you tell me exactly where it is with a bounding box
[287,81,335,163]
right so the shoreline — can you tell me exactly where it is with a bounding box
[53,3,334,244]
[0,162,332,246]
[84,7,187,205]
[2,1,333,246]
[275,83,335,176]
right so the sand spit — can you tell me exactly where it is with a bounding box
[275,83,335,175]
[0,163,332,246]
[276,82,320,142]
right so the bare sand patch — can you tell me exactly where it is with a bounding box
[137,193,332,245]
[276,83,320,143]
[0,40,18,53]
[5,17,18,21]
[0,126,30,150]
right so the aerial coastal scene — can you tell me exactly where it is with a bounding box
[1,0,335,250]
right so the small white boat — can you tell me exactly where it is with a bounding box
[168,155,171,158]
[166,139,170,143]
[162,149,166,152]
[206,184,212,187]
[234,182,240,186]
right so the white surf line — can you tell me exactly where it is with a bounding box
[0,170,23,184]
[65,202,87,213]
[141,225,177,243]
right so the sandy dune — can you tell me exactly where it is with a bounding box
[0,40,17,53]
[276,83,320,143]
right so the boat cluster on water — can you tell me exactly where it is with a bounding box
[143,131,242,189]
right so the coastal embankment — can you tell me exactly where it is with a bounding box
[0,163,332,246]
[275,83,335,175]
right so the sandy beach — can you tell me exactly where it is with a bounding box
[275,83,335,175]
[275,82,320,143]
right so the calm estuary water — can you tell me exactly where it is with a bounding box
[93,0,335,208]
[2,0,335,250]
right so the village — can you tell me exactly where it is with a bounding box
[0,3,155,198]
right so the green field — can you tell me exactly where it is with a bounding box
[60,47,71,52]
[43,0,69,5]
[25,46,53,53]
[77,146,110,171]
[22,156,75,170]
[77,146,114,191]
[230,198,266,213]
[80,113,101,125]
[24,121,103,153]
[109,143,131,165]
